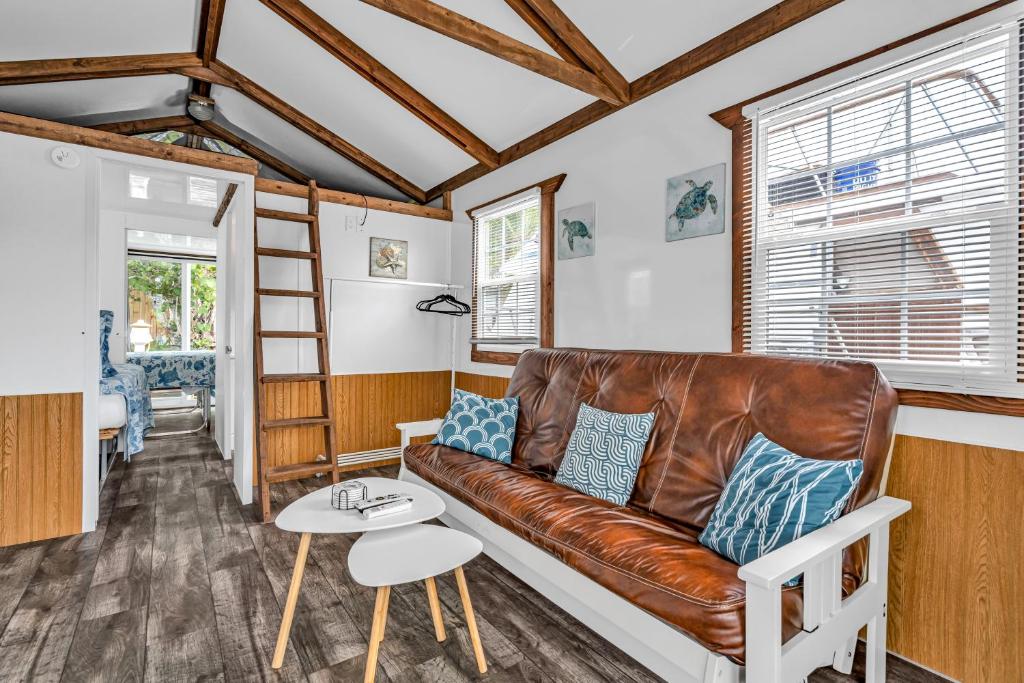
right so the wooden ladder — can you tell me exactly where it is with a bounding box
[253,180,339,522]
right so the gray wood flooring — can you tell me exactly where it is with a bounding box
[0,414,944,682]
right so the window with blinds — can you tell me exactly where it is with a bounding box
[743,24,1023,397]
[470,191,541,346]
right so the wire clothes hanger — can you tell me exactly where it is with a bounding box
[417,287,471,316]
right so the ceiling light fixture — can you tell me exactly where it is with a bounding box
[187,94,216,122]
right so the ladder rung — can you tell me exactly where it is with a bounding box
[258,330,325,339]
[256,247,318,260]
[257,288,320,298]
[266,461,335,483]
[263,416,332,430]
[260,373,330,383]
[256,208,316,222]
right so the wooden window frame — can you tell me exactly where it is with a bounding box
[466,173,565,366]
[720,3,1024,418]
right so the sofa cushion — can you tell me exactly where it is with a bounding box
[432,389,519,463]
[405,442,824,664]
[554,402,654,505]
[699,433,864,569]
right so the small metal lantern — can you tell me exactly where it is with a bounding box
[331,480,368,510]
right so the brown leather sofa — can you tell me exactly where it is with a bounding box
[403,348,898,664]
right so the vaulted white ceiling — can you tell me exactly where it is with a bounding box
[0,0,798,200]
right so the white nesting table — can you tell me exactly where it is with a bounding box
[349,525,486,683]
[271,477,445,669]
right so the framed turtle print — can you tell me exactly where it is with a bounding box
[557,201,595,260]
[665,163,725,242]
[369,237,408,279]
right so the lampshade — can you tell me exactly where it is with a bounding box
[129,319,153,349]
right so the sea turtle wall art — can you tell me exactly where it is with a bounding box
[665,163,725,242]
[369,237,408,279]
[557,201,596,260]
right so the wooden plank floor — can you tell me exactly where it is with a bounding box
[0,414,945,682]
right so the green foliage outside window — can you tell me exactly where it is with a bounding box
[190,264,217,350]
[127,258,216,351]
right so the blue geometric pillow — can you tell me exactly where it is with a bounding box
[99,310,118,378]
[432,389,518,464]
[554,402,655,505]
[699,433,863,570]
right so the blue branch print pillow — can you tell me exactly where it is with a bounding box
[699,433,863,570]
[99,309,118,378]
[432,389,519,464]
[554,402,655,505]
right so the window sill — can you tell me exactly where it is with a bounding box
[897,389,1024,418]
[471,346,522,366]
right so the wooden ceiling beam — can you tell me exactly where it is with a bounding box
[503,0,585,69]
[426,0,844,201]
[507,0,629,103]
[256,178,452,220]
[0,53,200,86]
[207,61,426,201]
[356,0,624,105]
[261,0,499,168]
[91,115,195,136]
[194,0,228,97]
[212,182,239,227]
[198,120,312,184]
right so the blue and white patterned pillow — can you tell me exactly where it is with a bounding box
[432,389,519,463]
[99,310,118,378]
[699,433,863,570]
[554,403,655,505]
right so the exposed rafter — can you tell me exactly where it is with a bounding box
[0,53,200,86]
[505,0,629,103]
[426,0,845,201]
[260,0,499,168]
[199,119,311,184]
[205,61,426,201]
[357,0,625,105]
[92,115,194,136]
[194,0,228,97]
[212,182,239,227]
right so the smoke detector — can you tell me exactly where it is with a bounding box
[187,94,215,122]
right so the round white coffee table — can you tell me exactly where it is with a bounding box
[348,524,486,683]
[271,477,444,669]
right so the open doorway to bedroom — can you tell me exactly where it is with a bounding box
[96,157,252,503]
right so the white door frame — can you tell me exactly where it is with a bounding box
[86,151,255,530]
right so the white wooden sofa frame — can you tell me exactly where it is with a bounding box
[397,420,910,683]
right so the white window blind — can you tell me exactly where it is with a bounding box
[471,191,541,345]
[746,23,1023,396]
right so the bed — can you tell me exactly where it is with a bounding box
[99,311,154,458]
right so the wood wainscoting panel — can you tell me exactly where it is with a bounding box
[0,392,82,547]
[886,435,1023,681]
[454,372,511,398]
[260,371,451,471]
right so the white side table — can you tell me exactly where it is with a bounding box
[271,477,444,669]
[348,524,486,683]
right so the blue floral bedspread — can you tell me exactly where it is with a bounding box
[100,363,155,456]
[127,351,216,390]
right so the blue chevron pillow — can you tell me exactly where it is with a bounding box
[700,433,863,570]
[432,389,519,464]
[554,403,655,505]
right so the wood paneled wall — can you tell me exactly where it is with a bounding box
[454,371,511,398]
[887,435,1023,681]
[260,371,451,469]
[0,393,82,547]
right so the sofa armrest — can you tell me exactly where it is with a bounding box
[396,418,443,449]
[738,496,911,589]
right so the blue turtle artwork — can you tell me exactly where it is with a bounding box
[665,163,726,242]
[557,202,596,260]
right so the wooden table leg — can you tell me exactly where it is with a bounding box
[379,585,391,644]
[424,576,446,642]
[454,566,487,674]
[272,532,311,669]
[364,586,390,683]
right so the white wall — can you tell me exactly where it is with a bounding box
[449,0,1024,450]
[254,190,454,377]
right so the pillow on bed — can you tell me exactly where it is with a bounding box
[99,310,118,378]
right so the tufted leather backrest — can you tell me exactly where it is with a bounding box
[505,348,898,532]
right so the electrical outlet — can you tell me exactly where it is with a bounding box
[345,215,357,231]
